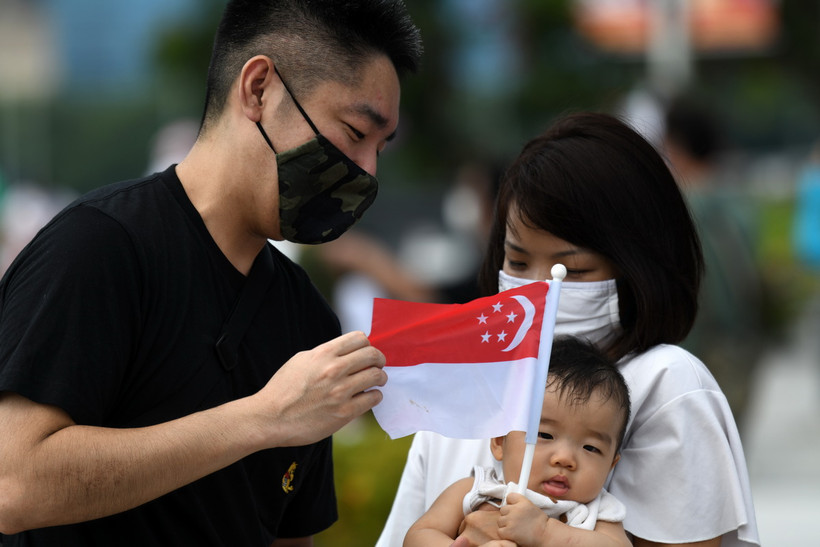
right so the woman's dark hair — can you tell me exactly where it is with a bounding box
[548,336,631,452]
[202,0,422,130]
[479,112,703,361]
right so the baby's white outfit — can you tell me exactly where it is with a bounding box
[463,465,626,531]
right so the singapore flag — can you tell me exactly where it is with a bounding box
[369,281,553,440]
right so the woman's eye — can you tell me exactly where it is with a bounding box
[537,432,553,441]
[506,260,528,271]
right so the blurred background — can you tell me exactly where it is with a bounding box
[1,0,818,545]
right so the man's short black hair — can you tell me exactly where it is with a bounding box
[202,0,422,129]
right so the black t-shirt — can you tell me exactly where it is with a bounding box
[0,166,340,545]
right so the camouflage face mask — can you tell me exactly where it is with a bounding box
[256,69,379,245]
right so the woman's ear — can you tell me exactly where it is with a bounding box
[236,55,280,122]
[490,436,505,462]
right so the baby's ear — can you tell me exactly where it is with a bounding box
[490,436,505,461]
[611,453,621,469]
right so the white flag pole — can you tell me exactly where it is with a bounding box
[516,264,565,495]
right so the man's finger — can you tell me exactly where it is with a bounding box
[324,330,372,356]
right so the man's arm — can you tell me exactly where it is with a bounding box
[0,331,385,534]
[271,537,312,546]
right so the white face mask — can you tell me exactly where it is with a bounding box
[498,270,621,347]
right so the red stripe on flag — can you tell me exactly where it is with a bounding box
[369,282,548,367]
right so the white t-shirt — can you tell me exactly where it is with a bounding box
[376,344,759,546]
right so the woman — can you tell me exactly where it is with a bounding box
[377,112,758,546]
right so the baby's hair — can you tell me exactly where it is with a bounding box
[547,336,631,452]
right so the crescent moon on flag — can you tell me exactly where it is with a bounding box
[502,295,535,352]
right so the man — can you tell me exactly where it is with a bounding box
[0,1,421,544]
[663,95,766,429]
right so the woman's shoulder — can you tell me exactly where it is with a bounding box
[609,348,757,544]
[617,344,725,414]
[619,344,720,389]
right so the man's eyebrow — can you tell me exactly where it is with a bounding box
[350,103,396,141]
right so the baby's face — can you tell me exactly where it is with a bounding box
[494,386,622,504]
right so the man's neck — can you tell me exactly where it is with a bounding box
[175,139,270,276]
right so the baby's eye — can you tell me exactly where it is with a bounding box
[537,432,553,441]
[583,444,601,454]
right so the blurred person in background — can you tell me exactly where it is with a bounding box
[144,118,200,176]
[792,143,820,271]
[663,95,768,428]
[791,142,820,368]
[0,1,421,545]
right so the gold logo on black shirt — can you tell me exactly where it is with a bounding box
[282,461,298,493]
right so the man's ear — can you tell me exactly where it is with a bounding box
[237,55,281,122]
[490,436,505,462]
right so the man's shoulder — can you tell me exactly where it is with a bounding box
[63,168,195,250]
[76,169,173,218]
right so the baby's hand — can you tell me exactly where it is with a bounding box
[497,493,550,547]
[455,504,503,546]
[450,538,515,547]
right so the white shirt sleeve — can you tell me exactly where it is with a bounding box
[609,345,759,546]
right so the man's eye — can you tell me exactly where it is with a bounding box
[537,432,553,441]
[346,124,365,139]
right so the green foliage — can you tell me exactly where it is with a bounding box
[315,414,413,547]
[756,197,820,337]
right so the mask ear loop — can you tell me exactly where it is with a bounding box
[274,66,321,135]
[256,122,277,152]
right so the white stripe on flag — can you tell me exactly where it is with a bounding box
[373,357,539,440]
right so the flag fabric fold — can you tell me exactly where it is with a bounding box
[369,281,552,440]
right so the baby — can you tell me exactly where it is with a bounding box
[404,336,631,546]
